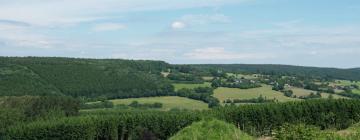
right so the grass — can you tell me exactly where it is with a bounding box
[109,96,208,111]
[169,119,254,140]
[213,85,299,103]
[173,82,211,91]
[202,76,214,81]
[353,89,360,95]
[288,87,347,99]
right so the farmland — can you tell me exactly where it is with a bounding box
[213,85,299,103]
[288,87,347,99]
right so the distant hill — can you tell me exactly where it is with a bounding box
[0,57,173,99]
[189,64,360,81]
[1,57,359,98]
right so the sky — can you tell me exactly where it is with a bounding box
[0,0,359,68]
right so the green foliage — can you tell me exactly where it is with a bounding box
[176,87,220,108]
[128,101,163,109]
[4,99,360,139]
[212,77,261,89]
[168,72,204,83]
[81,100,114,109]
[275,123,319,140]
[4,110,201,140]
[0,57,174,99]
[212,99,360,136]
[191,64,360,81]
[109,96,209,111]
[170,119,254,140]
[0,96,80,135]
[224,95,277,104]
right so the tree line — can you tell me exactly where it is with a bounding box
[3,99,360,139]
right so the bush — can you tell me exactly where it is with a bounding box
[170,119,254,140]
[275,123,319,140]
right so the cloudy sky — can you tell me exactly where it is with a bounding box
[0,0,359,68]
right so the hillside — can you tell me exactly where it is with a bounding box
[0,57,172,99]
[189,64,360,81]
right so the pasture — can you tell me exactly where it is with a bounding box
[173,82,211,91]
[288,87,347,99]
[213,85,298,103]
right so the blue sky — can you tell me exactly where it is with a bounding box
[0,0,359,68]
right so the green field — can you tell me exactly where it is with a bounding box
[213,85,298,103]
[289,87,347,99]
[109,96,208,111]
[173,82,211,91]
[353,89,360,95]
[202,76,214,81]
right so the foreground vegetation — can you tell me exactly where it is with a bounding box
[170,119,254,140]
[3,99,360,139]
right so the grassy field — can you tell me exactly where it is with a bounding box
[330,80,360,87]
[213,85,299,103]
[353,89,360,95]
[173,82,211,91]
[202,76,214,81]
[109,96,208,111]
[288,87,346,99]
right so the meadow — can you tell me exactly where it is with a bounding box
[109,96,209,111]
[213,85,298,103]
[172,82,211,91]
[289,87,347,99]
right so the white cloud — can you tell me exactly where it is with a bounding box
[170,14,230,29]
[92,23,126,32]
[184,47,275,60]
[180,14,231,25]
[0,22,56,49]
[171,21,186,29]
[0,0,245,27]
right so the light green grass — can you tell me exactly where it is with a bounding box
[213,85,299,103]
[202,76,214,81]
[330,80,360,87]
[170,119,254,140]
[288,87,347,99]
[353,89,360,95]
[173,82,211,91]
[109,96,208,111]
